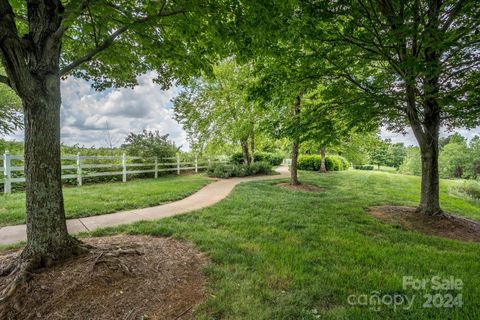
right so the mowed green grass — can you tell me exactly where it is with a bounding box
[0,174,211,226]
[90,170,480,319]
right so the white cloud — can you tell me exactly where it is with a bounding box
[7,72,190,150]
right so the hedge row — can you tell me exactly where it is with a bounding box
[297,155,350,171]
[230,152,283,166]
[353,165,374,170]
[207,161,273,178]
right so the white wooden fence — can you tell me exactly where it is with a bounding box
[1,151,216,194]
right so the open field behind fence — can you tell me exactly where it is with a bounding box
[0,152,223,194]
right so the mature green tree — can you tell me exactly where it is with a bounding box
[306,0,480,215]
[439,133,467,148]
[0,0,226,279]
[300,87,378,172]
[122,130,179,159]
[439,142,469,178]
[386,143,407,168]
[369,141,389,170]
[251,53,323,185]
[173,61,260,164]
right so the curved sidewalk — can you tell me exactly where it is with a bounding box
[0,166,290,245]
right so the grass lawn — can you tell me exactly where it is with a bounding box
[89,170,480,319]
[0,174,211,226]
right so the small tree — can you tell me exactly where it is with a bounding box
[122,130,179,159]
[173,61,259,165]
[369,141,389,169]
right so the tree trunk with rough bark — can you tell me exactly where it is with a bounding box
[240,139,250,165]
[290,140,299,185]
[418,137,441,215]
[406,83,442,216]
[319,146,327,173]
[290,95,301,185]
[250,129,255,163]
[21,74,85,268]
[0,1,85,272]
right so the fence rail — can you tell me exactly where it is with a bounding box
[1,151,218,194]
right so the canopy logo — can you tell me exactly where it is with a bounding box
[347,276,463,311]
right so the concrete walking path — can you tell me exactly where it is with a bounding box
[0,166,290,245]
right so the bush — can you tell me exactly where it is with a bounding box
[249,161,274,175]
[452,181,480,201]
[230,152,246,165]
[297,155,319,171]
[230,152,283,166]
[297,155,349,171]
[354,165,374,170]
[256,152,283,166]
[207,161,273,178]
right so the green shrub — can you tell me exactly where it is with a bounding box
[297,155,349,171]
[354,165,374,170]
[256,152,283,166]
[452,181,480,201]
[297,155,319,171]
[207,161,273,178]
[230,152,246,165]
[230,152,283,166]
[249,161,273,175]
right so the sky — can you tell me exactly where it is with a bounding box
[5,73,479,150]
[7,72,189,150]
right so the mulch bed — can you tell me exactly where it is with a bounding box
[368,206,480,243]
[275,182,324,193]
[0,235,208,320]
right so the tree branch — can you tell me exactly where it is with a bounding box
[0,0,33,96]
[60,8,184,77]
[441,0,467,33]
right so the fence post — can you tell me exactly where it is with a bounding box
[194,153,198,173]
[154,157,158,179]
[122,153,127,182]
[176,153,180,175]
[76,152,82,187]
[3,150,11,194]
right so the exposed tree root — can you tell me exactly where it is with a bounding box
[0,236,92,306]
[0,259,34,304]
[0,235,207,319]
[415,206,447,218]
[90,248,143,274]
[0,239,143,316]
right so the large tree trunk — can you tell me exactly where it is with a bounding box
[250,129,255,163]
[418,137,441,215]
[319,146,327,173]
[0,1,86,273]
[20,74,84,268]
[240,139,250,165]
[406,82,442,216]
[290,140,300,185]
[290,95,301,185]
